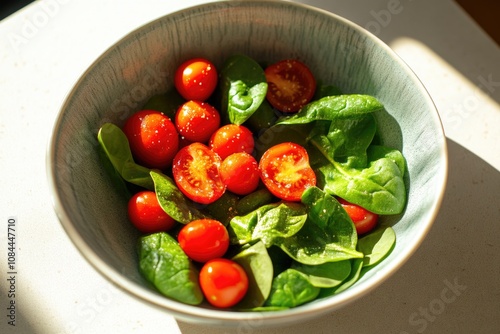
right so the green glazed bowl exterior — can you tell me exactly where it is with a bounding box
[47,0,447,327]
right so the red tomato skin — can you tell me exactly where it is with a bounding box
[199,258,249,308]
[259,142,316,201]
[175,101,221,143]
[338,198,379,235]
[174,58,218,101]
[127,191,176,233]
[220,152,260,195]
[209,124,255,160]
[178,219,229,263]
[123,110,179,169]
[264,59,316,113]
[172,142,226,204]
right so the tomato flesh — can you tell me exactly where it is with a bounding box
[178,219,229,263]
[265,59,316,113]
[174,58,218,101]
[123,110,179,169]
[172,142,226,204]
[127,191,176,233]
[259,142,316,201]
[175,100,220,143]
[199,258,249,308]
[220,152,260,195]
[338,198,379,235]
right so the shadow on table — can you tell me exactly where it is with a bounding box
[176,137,500,333]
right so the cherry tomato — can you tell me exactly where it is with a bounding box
[175,100,220,143]
[209,124,254,160]
[178,219,229,263]
[174,58,218,101]
[172,142,226,204]
[123,110,179,169]
[264,59,316,113]
[338,198,379,235]
[199,258,248,308]
[220,152,260,195]
[259,142,316,201]
[127,191,176,233]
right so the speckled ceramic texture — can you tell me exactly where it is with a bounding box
[47,0,447,327]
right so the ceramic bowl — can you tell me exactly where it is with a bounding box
[47,0,447,327]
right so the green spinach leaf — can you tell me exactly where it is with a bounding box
[264,269,320,308]
[276,187,363,265]
[292,260,351,288]
[276,94,384,125]
[138,232,203,305]
[97,123,154,190]
[232,241,274,308]
[220,55,268,125]
[358,226,396,267]
[228,202,307,247]
[150,171,206,224]
[318,258,364,297]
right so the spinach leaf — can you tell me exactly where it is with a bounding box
[358,226,396,267]
[97,123,154,190]
[276,94,384,125]
[220,54,268,125]
[317,152,406,215]
[150,171,206,224]
[318,258,364,297]
[264,269,320,308]
[235,188,275,216]
[228,202,307,247]
[292,260,351,288]
[367,145,406,176]
[232,241,274,308]
[138,232,203,305]
[205,191,239,226]
[276,187,363,265]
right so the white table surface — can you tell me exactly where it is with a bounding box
[1,0,499,333]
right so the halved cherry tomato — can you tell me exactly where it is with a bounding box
[175,100,220,143]
[127,191,176,233]
[123,110,179,169]
[259,142,316,201]
[178,219,229,263]
[220,152,260,195]
[264,59,316,113]
[338,198,379,235]
[199,258,248,308]
[174,58,218,101]
[172,142,226,204]
[209,124,254,160]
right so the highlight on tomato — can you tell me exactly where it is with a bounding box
[259,142,316,201]
[264,59,316,113]
[175,100,221,143]
[199,258,249,308]
[338,198,379,235]
[220,152,260,195]
[172,142,226,204]
[122,110,179,169]
[178,219,229,263]
[209,124,255,160]
[174,58,218,101]
[127,191,176,233]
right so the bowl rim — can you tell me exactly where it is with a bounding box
[46,0,448,326]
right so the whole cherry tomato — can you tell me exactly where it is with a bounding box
[175,100,220,143]
[123,110,179,169]
[199,258,249,308]
[338,198,379,235]
[174,58,218,101]
[127,191,176,233]
[209,124,254,160]
[178,219,229,263]
[220,152,260,195]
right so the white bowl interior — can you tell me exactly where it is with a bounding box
[47,0,447,327]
